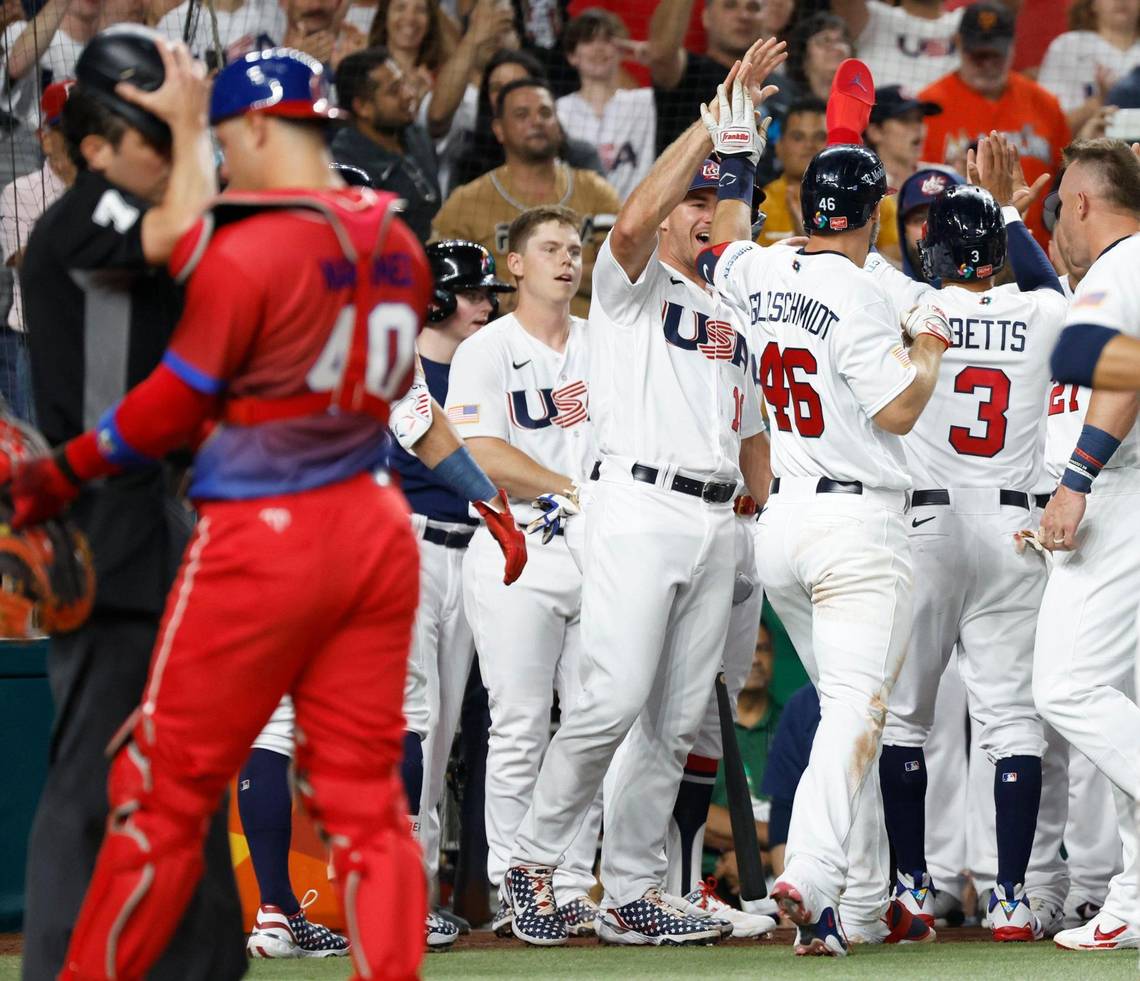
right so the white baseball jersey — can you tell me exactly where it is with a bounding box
[445,312,594,522]
[1045,234,1140,476]
[855,0,963,90]
[556,89,656,203]
[712,241,915,490]
[864,253,1068,489]
[589,237,763,481]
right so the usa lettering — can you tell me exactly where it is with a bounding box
[507,381,589,430]
[661,301,750,366]
[748,290,839,340]
[948,318,1027,352]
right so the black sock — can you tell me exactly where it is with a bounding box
[238,748,300,914]
[670,754,717,895]
[878,744,928,879]
[401,730,424,818]
[994,755,1042,887]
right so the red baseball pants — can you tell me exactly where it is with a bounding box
[60,474,424,981]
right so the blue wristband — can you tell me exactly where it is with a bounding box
[1051,323,1120,387]
[1060,424,1121,493]
[433,445,496,503]
[716,155,756,206]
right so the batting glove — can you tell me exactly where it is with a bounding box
[902,303,953,350]
[525,487,580,545]
[701,79,764,165]
[474,489,528,585]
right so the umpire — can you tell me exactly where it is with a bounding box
[18,26,245,981]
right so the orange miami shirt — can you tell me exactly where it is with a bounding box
[919,71,1070,247]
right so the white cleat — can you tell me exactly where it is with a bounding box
[1054,910,1140,951]
[674,877,776,938]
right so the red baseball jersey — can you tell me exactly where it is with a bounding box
[164,187,431,500]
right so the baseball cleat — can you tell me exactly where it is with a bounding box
[988,882,1042,942]
[425,910,459,951]
[1030,897,1065,938]
[846,898,936,945]
[894,870,936,927]
[503,864,567,946]
[679,877,776,938]
[492,897,514,937]
[246,891,350,958]
[660,889,733,938]
[435,908,471,934]
[772,881,847,956]
[559,894,601,936]
[597,888,723,946]
[1054,910,1140,950]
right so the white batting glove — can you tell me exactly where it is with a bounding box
[901,303,953,350]
[525,488,580,545]
[700,79,762,165]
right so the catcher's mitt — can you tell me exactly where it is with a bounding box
[0,413,95,638]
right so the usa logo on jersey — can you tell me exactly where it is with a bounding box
[508,381,589,430]
[662,301,750,366]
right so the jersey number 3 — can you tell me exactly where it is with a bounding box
[759,342,824,437]
[948,365,1010,457]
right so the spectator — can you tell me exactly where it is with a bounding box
[864,84,943,193]
[648,0,775,154]
[919,1,1070,244]
[892,165,962,280]
[1037,0,1140,135]
[756,97,828,244]
[783,12,853,103]
[701,621,783,901]
[367,0,455,108]
[832,0,965,90]
[432,77,619,317]
[282,0,366,70]
[556,8,655,201]
[332,47,441,241]
[759,682,820,878]
[154,0,287,66]
[0,79,75,422]
[449,49,602,194]
[1107,60,1140,107]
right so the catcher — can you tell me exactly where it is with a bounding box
[9,47,524,981]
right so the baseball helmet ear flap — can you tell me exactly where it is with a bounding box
[428,287,457,324]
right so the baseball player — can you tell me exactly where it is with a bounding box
[444,205,603,938]
[1034,137,1140,951]
[700,73,951,955]
[860,135,1069,940]
[501,44,779,947]
[6,49,527,981]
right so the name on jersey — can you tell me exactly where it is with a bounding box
[319,253,414,290]
[508,381,589,430]
[662,301,750,365]
[747,291,839,340]
[948,317,1027,352]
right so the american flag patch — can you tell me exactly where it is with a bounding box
[1074,291,1106,309]
[1001,772,1018,783]
[890,344,912,368]
[447,404,479,424]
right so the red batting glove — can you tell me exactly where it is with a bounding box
[9,451,81,528]
[474,488,527,585]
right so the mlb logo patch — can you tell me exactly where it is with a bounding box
[1001,772,1018,783]
[920,173,947,196]
[448,404,480,424]
[702,160,720,180]
[904,760,921,772]
[829,216,848,231]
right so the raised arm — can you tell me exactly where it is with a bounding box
[829,0,870,42]
[7,0,71,80]
[647,0,694,90]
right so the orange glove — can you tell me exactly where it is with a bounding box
[474,488,527,585]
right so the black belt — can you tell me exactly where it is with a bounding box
[630,463,737,504]
[421,526,475,549]
[911,489,1050,510]
[769,477,864,496]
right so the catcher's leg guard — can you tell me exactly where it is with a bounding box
[297,756,424,981]
[60,740,210,981]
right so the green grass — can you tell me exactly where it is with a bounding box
[4,942,1138,980]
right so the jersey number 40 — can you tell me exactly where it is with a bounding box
[306,302,418,400]
[759,342,825,437]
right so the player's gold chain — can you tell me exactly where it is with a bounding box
[490,162,575,212]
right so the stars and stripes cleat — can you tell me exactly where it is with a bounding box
[426,910,459,951]
[597,888,723,946]
[894,870,937,927]
[989,882,1043,942]
[1054,911,1140,950]
[560,894,601,937]
[792,907,849,957]
[503,864,568,946]
[492,897,514,938]
[246,891,350,958]
[660,890,734,938]
[435,908,471,934]
[678,877,776,938]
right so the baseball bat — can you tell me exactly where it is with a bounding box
[715,671,767,900]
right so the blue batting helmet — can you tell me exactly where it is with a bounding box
[209,48,344,126]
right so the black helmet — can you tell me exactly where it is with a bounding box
[801,144,888,234]
[920,184,1006,283]
[427,241,515,324]
[75,25,170,148]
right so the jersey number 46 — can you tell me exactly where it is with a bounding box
[759,342,825,437]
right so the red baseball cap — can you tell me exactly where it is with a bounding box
[41,79,74,128]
